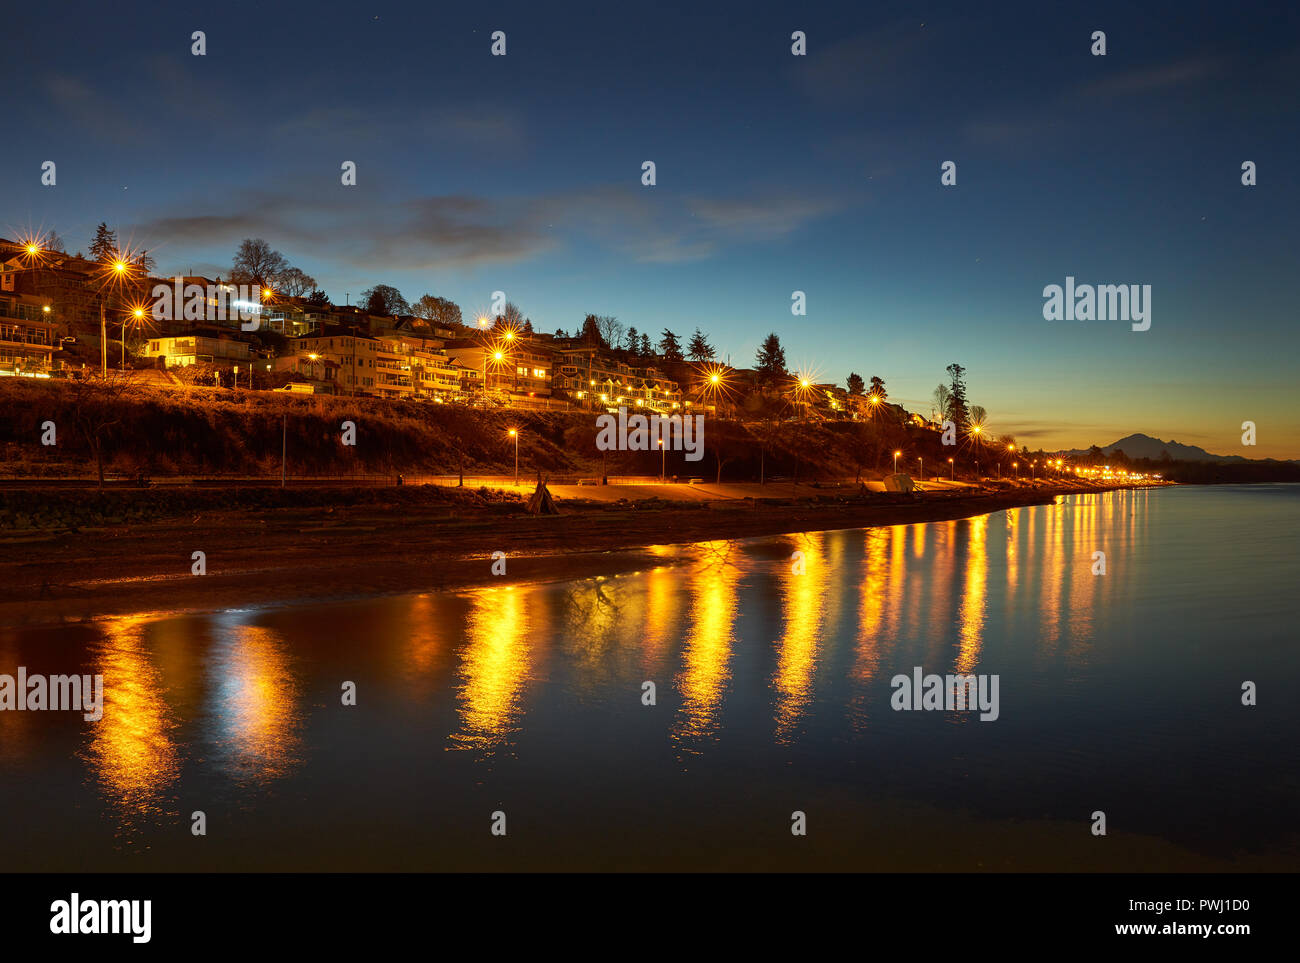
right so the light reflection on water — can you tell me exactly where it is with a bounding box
[1,486,1297,870]
[83,615,181,840]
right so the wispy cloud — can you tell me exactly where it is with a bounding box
[131,182,840,273]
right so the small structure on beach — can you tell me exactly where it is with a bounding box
[526,476,560,514]
[883,473,915,493]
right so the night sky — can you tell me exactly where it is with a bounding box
[5,1,1297,457]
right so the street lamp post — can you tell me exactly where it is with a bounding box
[509,428,519,486]
[918,456,923,482]
[893,450,901,473]
[949,457,954,481]
[658,438,665,482]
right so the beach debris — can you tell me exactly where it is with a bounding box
[526,476,560,515]
[883,473,915,493]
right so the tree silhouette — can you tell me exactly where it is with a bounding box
[755,333,787,385]
[687,328,715,362]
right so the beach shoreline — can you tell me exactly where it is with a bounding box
[0,480,1168,628]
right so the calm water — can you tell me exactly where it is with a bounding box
[2,485,1297,871]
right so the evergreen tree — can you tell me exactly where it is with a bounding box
[755,333,787,385]
[687,328,715,361]
[846,372,865,395]
[659,329,684,362]
[580,314,604,347]
[945,363,971,431]
[868,376,887,400]
[625,326,640,352]
[639,333,652,356]
[89,223,118,262]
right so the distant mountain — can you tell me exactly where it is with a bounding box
[1067,433,1247,463]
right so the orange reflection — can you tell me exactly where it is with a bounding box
[451,586,531,754]
[954,514,988,674]
[216,623,302,784]
[85,616,180,830]
[642,565,683,674]
[673,542,740,752]
[773,533,827,742]
[849,529,890,729]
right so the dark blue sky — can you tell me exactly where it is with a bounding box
[6,1,1298,455]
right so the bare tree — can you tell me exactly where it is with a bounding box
[67,372,137,488]
[277,267,318,297]
[932,384,951,423]
[595,315,624,350]
[231,238,289,287]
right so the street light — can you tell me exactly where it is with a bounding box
[121,306,145,367]
[918,456,923,482]
[893,450,901,473]
[948,457,954,481]
[658,438,665,482]
[508,428,519,486]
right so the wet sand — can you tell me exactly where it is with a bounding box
[0,481,1162,627]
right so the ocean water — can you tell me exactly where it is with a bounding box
[1,485,1296,870]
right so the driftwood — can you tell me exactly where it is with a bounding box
[526,474,560,515]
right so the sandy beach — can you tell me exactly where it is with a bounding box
[0,478,1165,627]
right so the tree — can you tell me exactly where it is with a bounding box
[495,301,524,329]
[231,238,289,287]
[846,372,865,396]
[625,326,640,353]
[639,333,652,357]
[755,333,787,385]
[945,363,970,431]
[932,384,951,423]
[304,289,330,307]
[687,328,714,362]
[413,294,462,327]
[44,231,67,253]
[360,284,410,316]
[659,329,684,362]
[277,267,318,297]
[68,372,136,487]
[869,376,887,400]
[969,405,987,428]
[89,223,118,262]
[596,315,624,350]
[580,314,604,347]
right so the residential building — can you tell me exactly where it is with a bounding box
[144,334,253,366]
[552,347,683,413]
[0,293,57,375]
[443,337,554,403]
